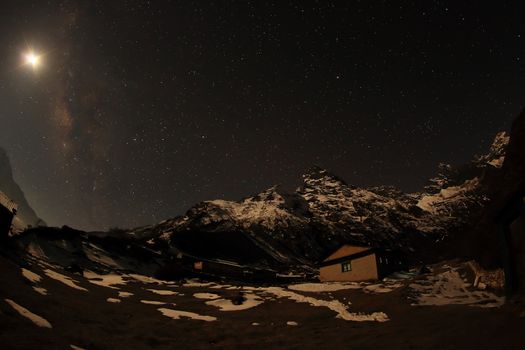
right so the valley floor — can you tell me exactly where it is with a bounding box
[0,253,524,350]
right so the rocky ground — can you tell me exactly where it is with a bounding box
[1,250,524,350]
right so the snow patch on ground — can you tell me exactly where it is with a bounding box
[158,308,217,322]
[106,298,121,303]
[205,293,264,311]
[262,287,389,322]
[33,287,48,295]
[84,271,176,290]
[84,271,126,289]
[409,268,504,308]
[5,299,52,328]
[141,300,167,305]
[44,269,87,291]
[287,321,298,326]
[211,284,233,289]
[129,274,173,285]
[147,289,178,296]
[193,293,220,300]
[118,291,133,298]
[241,286,258,291]
[288,282,363,292]
[182,279,215,288]
[364,282,403,294]
[21,268,42,283]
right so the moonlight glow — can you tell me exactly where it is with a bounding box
[24,52,40,68]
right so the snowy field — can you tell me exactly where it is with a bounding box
[1,255,520,350]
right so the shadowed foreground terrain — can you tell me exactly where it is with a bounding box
[1,251,524,350]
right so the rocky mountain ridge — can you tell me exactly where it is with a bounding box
[132,131,509,267]
[3,125,516,278]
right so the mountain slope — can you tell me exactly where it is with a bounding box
[133,132,507,268]
[0,148,44,229]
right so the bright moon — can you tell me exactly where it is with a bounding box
[24,52,40,68]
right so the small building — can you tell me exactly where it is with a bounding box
[0,191,18,238]
[157,251,278,282]
[319,244,406,282]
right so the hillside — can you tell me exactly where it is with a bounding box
[0,148,44,229]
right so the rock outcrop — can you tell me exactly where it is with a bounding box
[0,148,44,228]
[469,108,525,295]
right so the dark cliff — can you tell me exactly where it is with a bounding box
[0,147,44,228]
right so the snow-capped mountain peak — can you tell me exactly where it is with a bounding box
[137,131,510,266]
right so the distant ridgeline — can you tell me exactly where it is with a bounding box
[0,147,45,229]
[130,129,511,269]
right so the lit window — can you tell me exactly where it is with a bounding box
[341,261,352,272]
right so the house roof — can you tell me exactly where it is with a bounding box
[319,246,376,267]
[322,244,373,261]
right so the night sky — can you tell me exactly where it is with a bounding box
[0,1,524,231]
